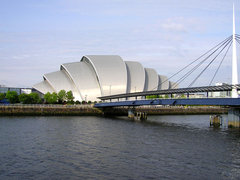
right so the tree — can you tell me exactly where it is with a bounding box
[6,91,19,103]
[75,100,81,105]
[66,91,74,103]
[19,93,31,104]
[164,95,169,99]
[44,92,58,104]
[44,92,51,104]
[52,92,58,103]
[58,90,66,104]
[29,92,41,104]
[0,93,5,101]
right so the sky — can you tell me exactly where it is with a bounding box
[0,0,240,88]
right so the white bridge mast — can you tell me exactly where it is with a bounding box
[232,3,239,98]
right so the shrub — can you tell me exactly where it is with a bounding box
[58,90,66,104]
[75,100,81,105]
[6,91,19,104]
[0,93,5,101]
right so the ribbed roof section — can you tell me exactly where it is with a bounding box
[82,55,127,96]
[144,68,159,91]
[158,75,169,90]
[61,61,101,102]
[125,61,145,93]
[33,80,54,94]
[169,81,179,89]
[44,70,82,101]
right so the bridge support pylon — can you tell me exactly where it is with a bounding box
[228,108,240,128]
[128,107,135,119]
[128,107,147,121]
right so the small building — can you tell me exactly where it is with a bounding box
[0,87,32,95]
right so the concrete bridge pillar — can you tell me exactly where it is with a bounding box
[128,108,135,119]
[128,107,147,121]
[228,108,240,128]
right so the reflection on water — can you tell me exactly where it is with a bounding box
[0,115,239,179]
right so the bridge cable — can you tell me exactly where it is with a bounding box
[171,37,233,88]
[234,36,240,44]
[209,40,233,85]
[152,35,233,90]
[172,38,232,88]
[188,38,232,87]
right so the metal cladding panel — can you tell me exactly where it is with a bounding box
[125,61,145,93]
[144,68,159,91]
[82,55,127,96]
[44,70,82,101]
[169,81,179,89]
[62,62,101,102]
[33,80,54,94]
[158,75,169,90]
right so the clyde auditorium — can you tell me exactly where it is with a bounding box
[33,55,178,101]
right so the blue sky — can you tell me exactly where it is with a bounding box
[0,0,239,87]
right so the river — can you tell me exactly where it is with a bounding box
[0,115,239,179]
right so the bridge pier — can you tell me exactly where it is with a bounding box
[128,107,147,121]
[228,108,240,128]
[128,108,135,119]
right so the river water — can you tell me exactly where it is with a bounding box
[0,115,239,179]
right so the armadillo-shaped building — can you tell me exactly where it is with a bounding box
[33,55,178,101]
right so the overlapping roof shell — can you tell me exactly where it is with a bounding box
[33,55,177,101]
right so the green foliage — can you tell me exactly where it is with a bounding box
[29,93,41,104]
[0,93,5,101]
[52,92,58,103]
[44,92,51,104]
[19,94,31,104]
[87,101,92,104]
[58,90,66,103]
[75,100,81,105]
[164,95,169,99]
[180,94,186,99]
[82,101,86,104]
[6,91,19,103]
[66,91,74,103]
[44,92,58,104]
[146,95,161,99]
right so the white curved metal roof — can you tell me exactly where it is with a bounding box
[144,68,159,91]
[33,80,54,94]
[82,55,127,96]
[169,81,179,89]
[125,61,145,93]
[44,70,82,101]
[158,75,169,90]
[61,61,101,102]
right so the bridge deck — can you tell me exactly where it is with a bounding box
[94,98,240,108]
[98,84,240,101]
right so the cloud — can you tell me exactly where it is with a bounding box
[161,22,187,32]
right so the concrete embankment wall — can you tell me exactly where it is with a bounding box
[0,104,228,116]
[0,104,103,116]
[102,106,228,116]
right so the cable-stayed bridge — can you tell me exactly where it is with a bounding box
[94,5,240,126]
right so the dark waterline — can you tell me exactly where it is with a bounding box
[0,115,239,179]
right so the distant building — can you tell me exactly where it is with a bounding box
[0,87,32,95]
[33,55,179,101]
[209,83,231,97]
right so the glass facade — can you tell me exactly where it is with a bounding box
[0,87,32,95]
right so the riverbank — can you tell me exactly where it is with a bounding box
[0,104,103,116]
[0,104,228,116]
